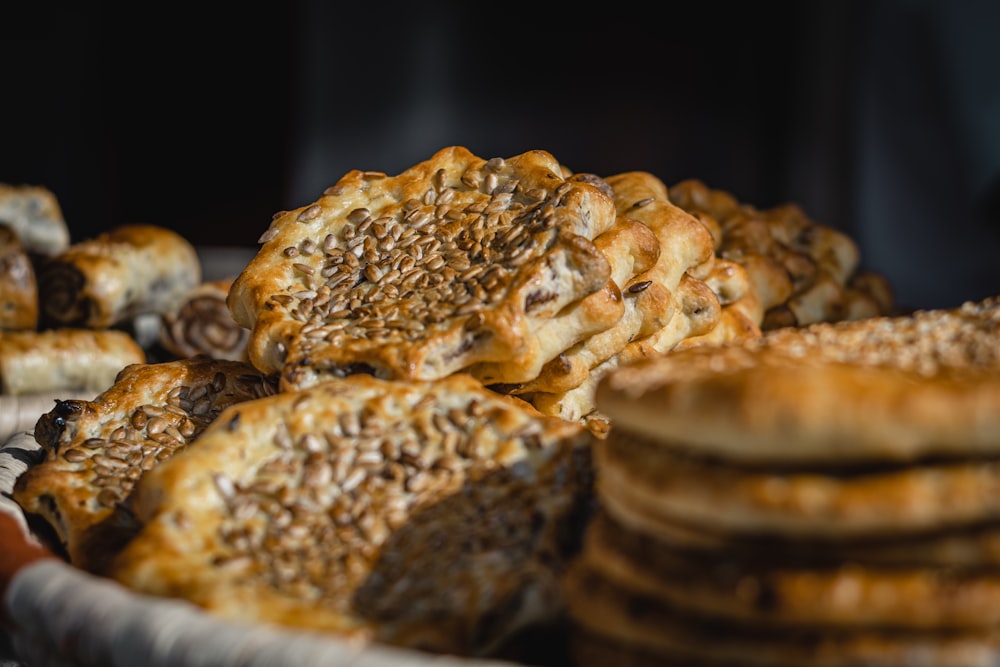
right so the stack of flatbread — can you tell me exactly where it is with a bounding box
[228,149,769,434]
[669,178,895,329]
[563,295,1000,666]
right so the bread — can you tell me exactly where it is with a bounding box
[108,372,596,657]
[595,296,1000,465]
[228,146,618,387]
[12,356,277,574]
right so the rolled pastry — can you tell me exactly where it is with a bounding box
[0,224,38,330]
[0,328,145,395]
[160,277,249,361]
[0,183,71,257]
[37,224,201,329]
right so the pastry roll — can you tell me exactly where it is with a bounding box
[37,223,201,329]
[160,277,249,361]
[0,183,70,257]
[0,224,38,330]
[0,328,145,395]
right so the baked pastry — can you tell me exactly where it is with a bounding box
[506,172,717,398]
[562,293,1000,667]
[469,213,660,386]
[668,178,894,328]
[108,372,596,658]
[0,328,145,396]
[0,224,38,330]
[12,356,277,574]
[228,146,618,387]
[37,223,202,329]
[160,277,249,361]
[595,295,1000,465]
[0,183,70,256]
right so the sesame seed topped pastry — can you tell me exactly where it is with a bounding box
[0,183,70,256]
[0,328,145,395]
[160,277,250,362]
[37,223,202,329]
[12,356,277,574]
[669,178,894,328]
[0,223,39,330]
[106,372,596,658]
[227,146,617,387]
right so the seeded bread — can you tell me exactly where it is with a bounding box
[0,328,145,395]
[0,183,70,256]
[12,356,277,573]
[228,146,617,386]
[108,372,596,657]
[37,223,202,329]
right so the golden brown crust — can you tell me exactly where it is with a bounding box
[596,296,1000,465]
[0,328,145,395]
[228,146,617,385]
[108,373,596,657]
[37,224,202,329]
[668,178,893,328]
[12,357,277,573]
[482,215,661,391]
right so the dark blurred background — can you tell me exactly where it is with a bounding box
[3,0,999,312]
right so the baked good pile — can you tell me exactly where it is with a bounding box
[14,144,997,666]
[566,297,1000,666]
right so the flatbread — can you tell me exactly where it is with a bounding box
[563,569,1000,667]
[583,510,1000,630]
[595,296,1000,465]
[108,373,597,658]
[595,432,1000,539]
[228,146,618,387]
